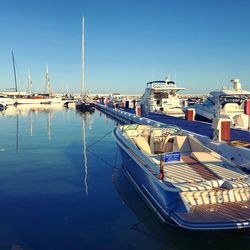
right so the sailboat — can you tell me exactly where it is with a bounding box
[0,51,19,106]
[15,65,64,105]
[75,16,95,113]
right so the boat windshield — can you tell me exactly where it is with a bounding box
[154,93,169,99]
[121,123,181,135]
[153,123,181,134]
[219,95,250,105]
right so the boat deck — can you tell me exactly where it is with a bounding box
[175,201,250,225]
[181,155,218,180]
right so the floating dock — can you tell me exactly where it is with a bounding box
[96,103,250,172]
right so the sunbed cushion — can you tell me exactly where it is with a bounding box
[173,136,191,152]
[191,152,246,180]
[132,136,151,154]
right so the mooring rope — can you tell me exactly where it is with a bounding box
[86,130,113,150]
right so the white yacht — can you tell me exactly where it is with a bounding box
[141,78,186,117]
[191,79,250,129]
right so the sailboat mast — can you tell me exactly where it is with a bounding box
[12,50,17,92]
[81,16,85,98]
[28,70,32,94]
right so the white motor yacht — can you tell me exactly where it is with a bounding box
[191,79,250,129]
[141,78,186,117]
[113,124,250,230]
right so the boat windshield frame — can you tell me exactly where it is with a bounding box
[219,94,250,106]
[121,123,182,135]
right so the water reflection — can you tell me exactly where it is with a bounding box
[77,111,95,195]
[112,165,250,250]
[2,104,70,144]
[0,103,71,117]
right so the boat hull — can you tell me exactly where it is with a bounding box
[114,127,250,230]
[118,146,179,225]
[76,102,95,112]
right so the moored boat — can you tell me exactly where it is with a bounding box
[141,78,186,117]
[0,102,7,111]
[113,124,250,230]
[189,79,250,129]
[75,16,95,113]
[76,99,95,112]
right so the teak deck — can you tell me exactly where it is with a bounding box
[176,201,250,223]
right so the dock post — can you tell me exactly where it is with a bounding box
[212,118,231,142]
[185,108,195,121]
[125,100,129,109]
[244,99,250,131]
[104,98,108,107]
[133,100,136,109]
[135,105,142,117]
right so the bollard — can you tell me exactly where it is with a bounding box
[212,118,231,142]
[133,100,136,109]
[101,97,105,105]
[244,99,250,115]
[185,108,195,121]
[115,103,119,110]
[245,100,250,130]
[121,102,125,108]
[135,105,142,117]
[104,98,108,107]
[125,100,129,109]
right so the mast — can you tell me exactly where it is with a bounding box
[27,70,32,94]
[45,64,51,94]
[81,16,85,99]
[12,50,17,92]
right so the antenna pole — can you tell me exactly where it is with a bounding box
[12,50,17,92]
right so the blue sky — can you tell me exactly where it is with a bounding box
[0,0,250,94]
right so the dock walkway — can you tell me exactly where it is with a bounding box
[143,112,250,145]
[96,104,250,170]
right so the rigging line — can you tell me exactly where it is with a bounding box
[86,130,113,150]
[14,58,24,92]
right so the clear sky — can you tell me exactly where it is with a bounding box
[0,0,250,94]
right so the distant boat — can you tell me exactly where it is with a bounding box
[113,124,250,230]
[0,53,66,106]
[189,79,250,129]
[16,66,64,105]
[76,100,95,112]
[0,102,7,111]
[141,78,185,117]
[75,16,95,113]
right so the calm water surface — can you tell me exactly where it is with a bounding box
[0,106,249,250]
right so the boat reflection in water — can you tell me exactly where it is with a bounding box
[0,103,72,117]
[1,104,71,151]
[112,166,250,250]
[76,110,94,194]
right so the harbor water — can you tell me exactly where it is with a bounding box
[0,106,249,250]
